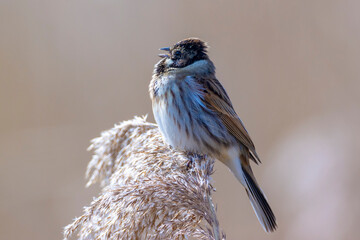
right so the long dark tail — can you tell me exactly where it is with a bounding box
[242,165,277,232]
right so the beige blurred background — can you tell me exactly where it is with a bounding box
[1,1,359,239]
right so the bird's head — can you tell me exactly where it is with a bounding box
[158,38,209,69]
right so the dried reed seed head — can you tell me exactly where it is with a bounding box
[64,116,225,240]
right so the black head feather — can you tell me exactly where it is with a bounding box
[158,38,209,69]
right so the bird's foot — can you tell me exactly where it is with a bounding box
[186,157,195,170]
[185,153,205,170]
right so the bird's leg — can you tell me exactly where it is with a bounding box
[186,158,194,170]
[185,153,205,170]
[185,152,198,170]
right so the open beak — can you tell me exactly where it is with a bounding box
[160,47,170,51]
[158,47,170,58]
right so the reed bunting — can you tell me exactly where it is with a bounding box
[149,38,277,232]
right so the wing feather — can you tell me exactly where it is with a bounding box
[201,78,261,164]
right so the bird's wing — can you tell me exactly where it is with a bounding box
[201,78,261,164]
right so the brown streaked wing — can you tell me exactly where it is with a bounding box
[201,78,261,164]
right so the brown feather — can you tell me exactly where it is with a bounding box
[202,78,261,164]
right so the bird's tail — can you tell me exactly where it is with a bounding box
[227,156,277,232]
[241,164,277,232]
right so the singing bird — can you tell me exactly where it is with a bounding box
[149,38,277,232]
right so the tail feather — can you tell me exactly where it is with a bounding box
[242,166,277,232]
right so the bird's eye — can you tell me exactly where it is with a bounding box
[173,50,182,58]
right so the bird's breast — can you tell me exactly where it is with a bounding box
[152,76,201,152]
[152,75,233,155]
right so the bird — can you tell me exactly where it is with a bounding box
[149,38,277,232]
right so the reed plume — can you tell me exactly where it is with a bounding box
[64,116,225,240]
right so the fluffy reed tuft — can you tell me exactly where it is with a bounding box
[64,116,225,240]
